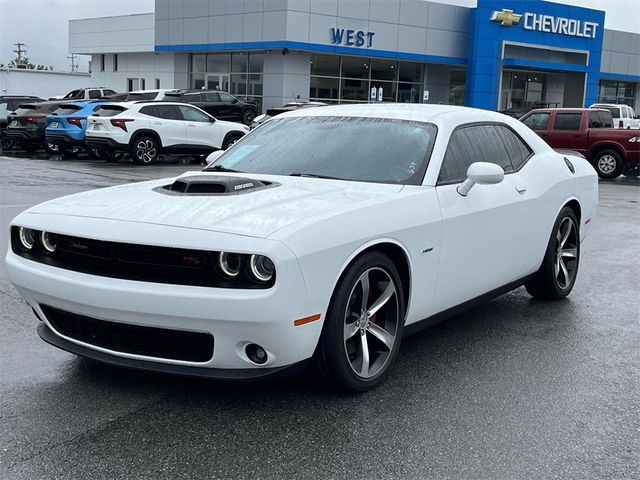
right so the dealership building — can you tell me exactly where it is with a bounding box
[69,0,640,112]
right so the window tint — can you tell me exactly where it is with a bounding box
[439,125,513,184]
[553,113,582,130]
[522,112,550,130]
[178,105,210,122]
[204,92,221,102]
[219,92,235,102]
[139,105,160,118]
[589,111,612,128]
[156,105,182,120]
[89,90,101,99]
[494,125,532,170]
[104,89,116,96]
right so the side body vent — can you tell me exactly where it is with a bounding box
[157,175,276,196]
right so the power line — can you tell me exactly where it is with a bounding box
[13,42,27,63]
[67,53,79,72]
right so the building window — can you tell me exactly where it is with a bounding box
[155,78,160,89]
[309,54,425,105]
[100,54,105,72]
[127,78,145,92]
[113,54,118,72]
[598,80,636,108]
[449,70,466,106]
[500,71,549,110]
[190,53,263,111]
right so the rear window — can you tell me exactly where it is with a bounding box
[53,105,82,115]
[553,113,582,130]
[126,92,157,101]
[92,105,128,117]
[103,89,117,96]
[12,107,39,116]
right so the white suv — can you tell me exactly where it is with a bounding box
[589,103,640,129]
[85,102,249,165]
[124,89,178,101]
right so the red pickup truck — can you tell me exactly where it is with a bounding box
[520,108,640,179]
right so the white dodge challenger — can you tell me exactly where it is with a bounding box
[6,104,598,392]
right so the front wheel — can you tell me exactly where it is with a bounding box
[593,149,624,179]
[130,136,159,165]
[241,109,256,126]
[314,252,405,393]
[222,133,243,150]
[525,207,580,300]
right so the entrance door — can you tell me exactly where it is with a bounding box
[206,74,230,92]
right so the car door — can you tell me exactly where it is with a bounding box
[202,92,226,118]
[150,105,187,148]
[546,111,585,154]
[433,123,533,312]
[218,92,240,120]
[177,105,222,150]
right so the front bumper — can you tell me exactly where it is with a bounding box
[6,224,325,374]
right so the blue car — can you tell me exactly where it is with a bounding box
[45,101,123,160]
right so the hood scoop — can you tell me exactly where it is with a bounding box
[157,175,277,196]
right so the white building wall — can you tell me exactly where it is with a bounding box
[0,68,91,99]
[89,52,178,92]
[69,13,155,54]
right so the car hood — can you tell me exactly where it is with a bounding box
[24,172,403,239]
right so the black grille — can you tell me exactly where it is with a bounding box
[41,305,214,362]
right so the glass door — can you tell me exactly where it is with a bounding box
[206,74,230,92]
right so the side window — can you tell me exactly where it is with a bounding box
[553,113,582,130]
[139,105,160,118]
[494,125,532,170]
[89,90,101,99]
[599,111,613,128]
[589,111,604,128]
[439,125,513,184]
[155,105,182,120]
[178,105,210,122]
[184,93,202,102]
[204,92,221,102]
[219,92,235,102]
[104,89,117,96]
[522,112,550,130]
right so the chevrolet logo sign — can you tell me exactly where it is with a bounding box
[491,9,522,27]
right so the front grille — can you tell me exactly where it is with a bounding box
[11,228,274,289]
[41,305,214,362]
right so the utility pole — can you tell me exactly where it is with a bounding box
[67,53,78,72]
[13,42,27,64]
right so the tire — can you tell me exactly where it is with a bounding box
[314,252,406,393]
[43,140,61,154]
[222,133,243,150]
[525,207,580,300]
[130,135,159,165]
[241,109,256,126]
[592,149,624,179]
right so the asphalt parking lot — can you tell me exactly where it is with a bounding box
[0,153,638,480]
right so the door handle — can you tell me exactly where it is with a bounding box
[515,184,527,193]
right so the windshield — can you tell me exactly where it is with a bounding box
[598,106,621,118]
[206,116,437,185]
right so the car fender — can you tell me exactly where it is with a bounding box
[129,128,163,148]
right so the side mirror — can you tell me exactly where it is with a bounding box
[457,162,505,196]
[206,149,225,165]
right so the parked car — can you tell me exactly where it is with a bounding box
[6,101,73,153]
[1,95,44,149]
[57,87,118,101]
[163,90,258,125]
[500,107,531,118]
[251,101,327,129]
[6,104,598,392]
[124,89,178,102]
[589,103,640,129]
[45,101,123,160]
[85,101,248,165]
[520,107,640,178]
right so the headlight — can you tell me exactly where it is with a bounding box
[41,231,57,253]
[18,227,35,250]
[249,254,275,282]
[218,251,241,278]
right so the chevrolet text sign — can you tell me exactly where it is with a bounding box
[523,13,598,38]
[490,9,599,39]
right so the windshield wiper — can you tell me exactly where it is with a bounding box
[208,165,243,173]
[289,172,346,180]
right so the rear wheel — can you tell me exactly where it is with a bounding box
[314,252,405,393]
[593,149,624,179]
[525,207,580,300]
[130,136,159,165]
[222,133,243,150]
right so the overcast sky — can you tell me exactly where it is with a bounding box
[0,0,638,72]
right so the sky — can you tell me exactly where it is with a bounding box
[0,0,638,72]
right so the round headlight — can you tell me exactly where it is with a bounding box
[18,227,35,250]
[249,255,275,282]
[218,251,241,278]
[41,231,57,253]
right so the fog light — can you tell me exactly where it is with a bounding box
[18,227,35,250]
[41,232,57,253]
[249,254,274,282]
[245,343,268,365]
[218,251,241,277]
